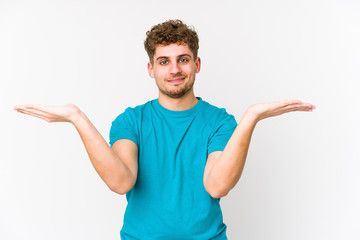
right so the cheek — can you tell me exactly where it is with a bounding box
[153,68,168,80]
[184,65,197,75]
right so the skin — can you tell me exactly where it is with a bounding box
[147,43,201,111]
[14,43,316,198]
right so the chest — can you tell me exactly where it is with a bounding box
[137,114,212,178]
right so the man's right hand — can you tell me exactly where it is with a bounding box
[14,104,82,124]
[14,103,138,195]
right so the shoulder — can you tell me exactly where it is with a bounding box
[199,98,235,121]
[113,100,154,122]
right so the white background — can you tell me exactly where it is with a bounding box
[1,0,359,239]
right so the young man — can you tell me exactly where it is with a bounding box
[14,20,315,239]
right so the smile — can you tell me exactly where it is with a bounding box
[167,77,185,84]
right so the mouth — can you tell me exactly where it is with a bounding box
[167,77,185,84]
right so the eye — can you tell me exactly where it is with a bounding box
[179,58,188,63]
[159,60,168,65]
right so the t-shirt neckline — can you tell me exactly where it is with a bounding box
[153,97,203,117]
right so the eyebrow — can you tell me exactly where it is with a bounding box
[155,54,192,62]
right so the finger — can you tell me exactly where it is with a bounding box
[23,104,51,113]
[14,105,28,111]
[14,104,41,111]
[298,103,316,110]
[282,103,315,112]
[288,99,303,104]
[291,101,315,109]
[16,107,51,116]
[280,99,315,108]
[280,100,303,107]
[280,100,316,109]
[15,109,52,121]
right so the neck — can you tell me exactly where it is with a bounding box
[158,90,198,111]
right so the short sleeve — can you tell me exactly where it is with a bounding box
[109,107,139,147]
[207,112,237,155]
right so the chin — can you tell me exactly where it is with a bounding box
[165,92,187,98]
[161,88,190,98]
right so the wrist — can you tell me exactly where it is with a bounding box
[244,108,261,124]
[68,105,85,125]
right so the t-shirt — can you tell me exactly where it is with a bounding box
[109,97,237,240]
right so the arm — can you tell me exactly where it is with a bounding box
[14,104,138,195]
[203,100,316,199]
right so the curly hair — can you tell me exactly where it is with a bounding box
[144,20,199,63]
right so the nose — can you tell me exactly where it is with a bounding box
[169,62,181,74]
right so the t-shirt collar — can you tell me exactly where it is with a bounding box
[153,97,203,117]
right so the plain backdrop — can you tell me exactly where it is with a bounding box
[1,0,359,239]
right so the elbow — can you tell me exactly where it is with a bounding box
[109,185,129,195]
[107,181,135,195]
[106,173,137,195]
[207,188,229,199]
[204,182,230,199]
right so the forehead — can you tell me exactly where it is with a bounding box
[154,43,194,59]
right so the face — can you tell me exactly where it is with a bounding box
[148,43,201,99]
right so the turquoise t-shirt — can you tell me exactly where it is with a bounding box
[109,97,237,240]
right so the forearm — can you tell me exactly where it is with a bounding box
[71,111,135,193]
[206,111,258,197]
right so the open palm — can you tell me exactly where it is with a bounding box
[14,104,81,123]
[247,100,316,121]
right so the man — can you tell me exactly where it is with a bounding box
[14,20,315,239]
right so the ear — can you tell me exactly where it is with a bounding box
[147,62,154,78]
[195,57,201,73]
